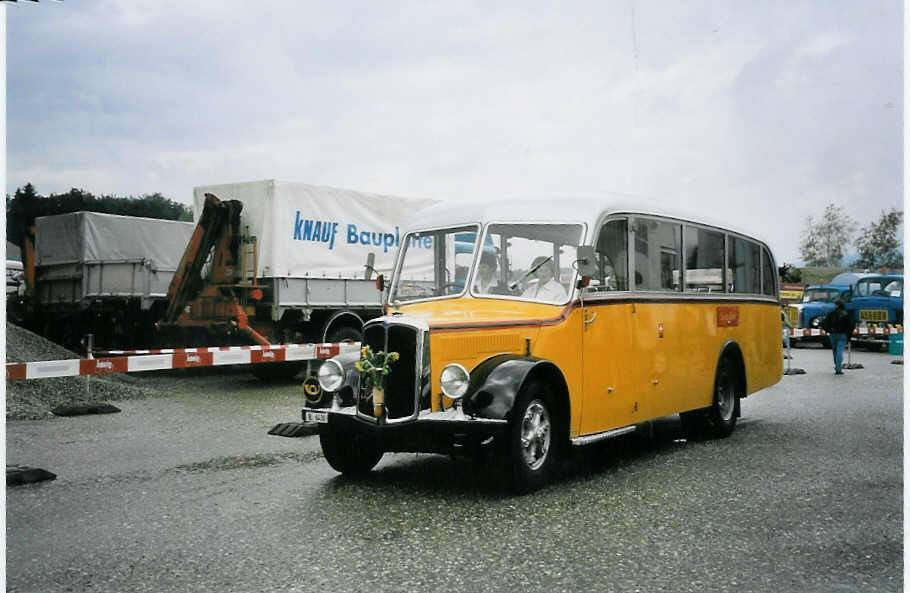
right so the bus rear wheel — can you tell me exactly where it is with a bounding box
[681,357,739,440]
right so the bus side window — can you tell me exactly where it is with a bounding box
[595,219,628,291]
[761,246,777,296]
[633,218,681,292]
[685,226,725,293]
[728,237,761,294]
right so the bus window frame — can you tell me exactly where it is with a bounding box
[589,212,778,302]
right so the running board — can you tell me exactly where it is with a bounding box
[571,425,637,447]
[267,422,318,438]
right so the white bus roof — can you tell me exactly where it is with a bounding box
[405,196,774,252]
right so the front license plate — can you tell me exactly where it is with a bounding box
[305,411,328,423]
[859,309,889,322]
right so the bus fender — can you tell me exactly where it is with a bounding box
[717,340,746,412]
[462,354,569,423]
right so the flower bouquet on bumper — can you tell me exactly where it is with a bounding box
[355,345,399,418]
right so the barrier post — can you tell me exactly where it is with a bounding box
[843,335,864,370]
[783,329,806,375]
[84,334,94,396]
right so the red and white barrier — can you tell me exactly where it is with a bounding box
[788,327,903,338]
[6,342,361,381]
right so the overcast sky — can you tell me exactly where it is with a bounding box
[5,1,903,263]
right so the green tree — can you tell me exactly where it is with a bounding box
[854,208,903,270]
[778,263,802,283]
[798,203,857,267]
[6,184,192,247]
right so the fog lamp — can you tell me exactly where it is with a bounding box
[440,364,470,400]
[317,359,345,392]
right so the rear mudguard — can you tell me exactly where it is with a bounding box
[461,354,569,422]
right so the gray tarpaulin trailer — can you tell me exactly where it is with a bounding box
[32,211,194,347]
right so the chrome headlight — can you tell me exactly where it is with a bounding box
[317,359,345,392]
[810,317,821,328]
[440,363,470,400]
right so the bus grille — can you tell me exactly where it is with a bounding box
[358,321,425,421]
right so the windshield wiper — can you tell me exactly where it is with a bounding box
[509,256,553,291]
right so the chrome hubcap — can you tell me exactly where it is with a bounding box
[520,400,551,471]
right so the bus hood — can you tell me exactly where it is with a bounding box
[396,297,570,329]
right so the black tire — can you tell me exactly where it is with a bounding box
[681,357,739,440]
[326,324,361,344]
[705,358,739,438]
[505,381,559,493]
[318,424,383,476]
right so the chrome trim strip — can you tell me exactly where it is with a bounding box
[570,425,637,446]
[578,293,780,305]
[304,406,508,425]
[417,407,508,424]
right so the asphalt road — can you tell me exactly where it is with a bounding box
[6,347,903,593]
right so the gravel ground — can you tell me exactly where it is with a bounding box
[5,323,160,420]
[6,346,902,593]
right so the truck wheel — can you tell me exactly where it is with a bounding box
[506,381,558,493]
[318,425,383,476]
[326,325,361,344]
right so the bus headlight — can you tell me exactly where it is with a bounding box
[440,364,470,400]
[810,317,821,328]
[317,359,345,392]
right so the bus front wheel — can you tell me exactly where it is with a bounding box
[505,381,559,493]
[318,425,383,476]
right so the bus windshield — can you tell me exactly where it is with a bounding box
[473,223,584,304]
[390,225,480,303]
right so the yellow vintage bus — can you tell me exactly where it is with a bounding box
[305,199,782,491]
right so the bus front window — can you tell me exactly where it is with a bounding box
[390,226,479,303]
[477,223,584,304]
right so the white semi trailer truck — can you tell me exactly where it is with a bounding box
[159,179,437,378]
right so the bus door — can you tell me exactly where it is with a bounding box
[579,218,645,436]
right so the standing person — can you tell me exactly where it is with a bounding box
[781,306,793,352]
[821,299,856,375]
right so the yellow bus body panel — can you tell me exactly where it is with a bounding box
[399,297,782,437]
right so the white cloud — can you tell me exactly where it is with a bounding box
[5,1,902,263]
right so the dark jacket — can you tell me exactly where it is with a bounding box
[822,307,855,335]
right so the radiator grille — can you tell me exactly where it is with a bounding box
[358,321,424,421]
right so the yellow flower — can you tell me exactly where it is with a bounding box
[355,362,363,371]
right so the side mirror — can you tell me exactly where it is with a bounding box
[376,274,385,292]
[574,246,597,279]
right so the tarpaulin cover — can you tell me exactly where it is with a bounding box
[192,180,438,279]
[35,212,195,270]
